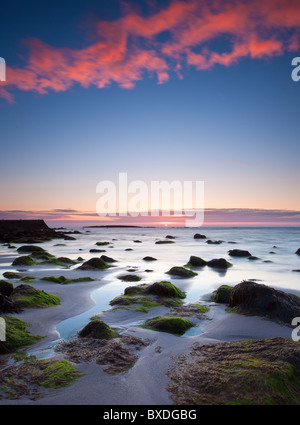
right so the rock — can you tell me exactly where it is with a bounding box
[79,319,119,340]
[155,240,175,244]
[206,240,222,245]
[12,255,37,266]
[211,285,234,303]
[77,257,110,270]
[57,257,77,265]
[228,249,252,257]
[186,256,207,267]
[10,284,60,308]
[167,337,300,405]
[133,240,142,243]
[229,280,300,325]
[166,266,198,278]
[3,272,23,279]
[0,280,14,297]
[17,245,46,253]
[0,294,21,313]
[100,255,117,263]
[124,285,146,296]
[0,219,69,243]
[125,248,133,251]
[143,256,157,261]
[144,316,194,335]
[206,258,232,269]
[295,248,300,255]
[117,274,141,282]
[144,281,185,298]
[165,235,176,239]
[89,249,106,253]
[194,233,206,239]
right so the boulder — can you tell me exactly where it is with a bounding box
[79,319,119,340]
[144,281,185,298]
[194,233,206,239]
[0,280,14,297]
[100,255,117,263]
[143,256,157,262]
[78,257,110,270]
[206,258,232,269]
[186,256,207,267]
[228,249,252,257]
[296,248,300,255]
[229,281,300,325]
[166,266,198,278]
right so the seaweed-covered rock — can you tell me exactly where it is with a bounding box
[117,274,141,282]
[229,281,300,325]
[12,255,37,266]
[228,249,252,258]
[144,281,185,299]
[144,316,194,335]
[194,233,206,239]
[206,240,222,245]
[206,258,232,269]
[57,257,77,265]
[3,272,23,279]
[17,245,45,253]
[0,280,14,297]
[211,285,234,303]
[78,319,119,340]
[186,256,207,267]
[166,266,197,278]
[77,257,110,270]
[100,255,117,263]
[167,337,300,405]
[10,284,60,308]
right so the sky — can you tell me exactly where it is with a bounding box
[0,0,300,226]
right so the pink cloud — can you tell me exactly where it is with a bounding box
[1,0,299,102]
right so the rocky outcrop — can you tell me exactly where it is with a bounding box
[0,220,70,243]
[228,249,252,257]
[77,257,111,270]
[167,337,300,405]
[229,281,300,325]
[79,319,119,340]
[193,233,206,239]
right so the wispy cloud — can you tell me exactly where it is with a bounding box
[1,0,299,102]
[1,207,300,226]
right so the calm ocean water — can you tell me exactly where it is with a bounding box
[1,226,300,342]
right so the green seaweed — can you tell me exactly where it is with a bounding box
[1,316,42,350]
[41,276,94,285]
[143,316,194,335]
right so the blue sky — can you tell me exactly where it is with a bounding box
[0,0,300,224]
